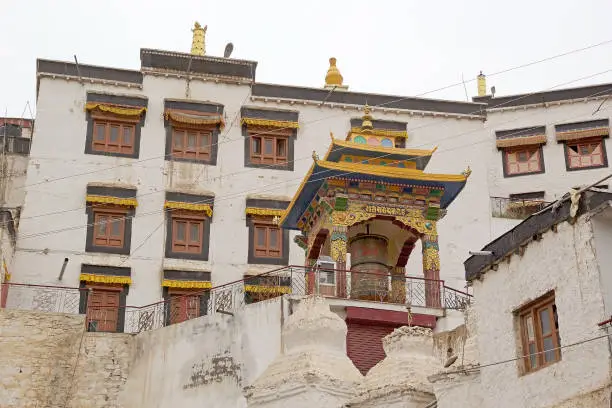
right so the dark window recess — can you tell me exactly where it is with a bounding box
[565,138,607,170]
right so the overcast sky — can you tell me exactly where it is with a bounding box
[2,0,612,117]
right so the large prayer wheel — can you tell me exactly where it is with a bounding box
[348,234,390,300]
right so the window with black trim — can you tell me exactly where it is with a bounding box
[86,205,133,255]
[165,210,210,260]
[247,215,289,265]
[171,128,212,161]
[564,137,608,170]
[250,133,288,165]
[503,146,544,177]
[517,291,561,374]
[92,120,135,155]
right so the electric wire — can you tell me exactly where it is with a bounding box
[9,68,612,229]
[17,39,612,190]
[10,84,612,241]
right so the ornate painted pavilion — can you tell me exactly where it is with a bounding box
[279,106,471,307]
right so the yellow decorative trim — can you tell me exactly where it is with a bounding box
[86,195,138,207]
[85,102,146,117]
[423,247,440,271]
[317,160,468,182]
[164,111,225,128]
[80,273,131,285]
[164,201,213,217]
[349,127,408,138]
[496,134,547,148]
[245,207,286,217]
[556,127,609,142]
[162,279,212,289]
[244,284,292,294]
[327,139,434,159]
[240,118,299,129]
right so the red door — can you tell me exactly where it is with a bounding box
[86,289,120,332]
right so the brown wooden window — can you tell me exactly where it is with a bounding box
[93,208,127,248]
[172,215,205,254]
[504,146,542,175]
[169,290,201,324]
[171,129,212,161]
[566,138,606,169]
[86,286,121,333]
[92,120,135,154]
[518,292,561,373]
[254,223,282,258]
[250,134,288,165]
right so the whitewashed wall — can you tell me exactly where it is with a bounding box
[471,217,612,408]
[13,74,488,305]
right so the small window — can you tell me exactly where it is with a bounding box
[86,205,131,254]
[250,134,288,165]
[565,138,607,170]
[171,129,211,161]
[504,146,543,176]
[319,270,336,285]
[86,286,121,333]
[92,120,135,155]
[518,292,561,373]
[254,223,282,258]
[169,292,201,324]
[172,217,204,254]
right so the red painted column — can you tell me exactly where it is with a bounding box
[422,234,441,308]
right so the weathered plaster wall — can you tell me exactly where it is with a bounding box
[120,297,285,408]
[471,218,612,408]
[0,309,133,408]
[591,209,612,317]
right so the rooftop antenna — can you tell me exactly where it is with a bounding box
[73,55,84,84]
[224,42,234,58]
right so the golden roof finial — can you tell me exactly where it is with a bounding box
[462,166,472,178]
[477,71,486,97]
[312,150,319,162]
[325,57,344,88]
[191,22,207,56]
[361,104,374,134]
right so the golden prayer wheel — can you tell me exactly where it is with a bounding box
[348,234,390,301]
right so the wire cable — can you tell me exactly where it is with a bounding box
[18,39,612,190]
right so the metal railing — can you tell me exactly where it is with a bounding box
[1,266,472,334]
[490,196,549,219]
[0,136,31,155]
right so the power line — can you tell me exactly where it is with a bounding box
[16,39,612,191]
[10,77,612,237]
[14,104,612,243]
[9,68,612,229]
[9,86,612,240]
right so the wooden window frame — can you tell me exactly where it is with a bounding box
[165,210,210,260]
[249,133,288,165]
[564,137,608,171]
[170,127,213,162]
[84,284,123,333]
[253,221,283,259]
[91,118,136,155]
[503,145,544,177]
[86,205,133,255]
[518,292,561,374]
[168,288,201,324]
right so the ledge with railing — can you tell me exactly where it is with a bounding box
[490,196,550,220]
[1,265,471,334]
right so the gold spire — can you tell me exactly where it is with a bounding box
[361,105,374,134]
[191,22,207,56]
[325,57,347,89]
[477,71,486,97]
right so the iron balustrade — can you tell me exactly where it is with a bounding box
[1,266,472,334]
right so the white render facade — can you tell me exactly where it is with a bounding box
[5,46,612,309]
[460,190,612,408]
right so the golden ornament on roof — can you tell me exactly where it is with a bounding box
[361,104,374,133]
[325,57,344,87]
[191,21,207,56]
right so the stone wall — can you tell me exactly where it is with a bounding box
[0,309,133,408]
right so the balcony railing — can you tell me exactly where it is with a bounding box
[0,136,31,155]
[491,196,549,219]
[2,266,472,334]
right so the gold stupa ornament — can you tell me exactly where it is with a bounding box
[361,105,374,134]
[191,22,207,56]
[325,57,348,90]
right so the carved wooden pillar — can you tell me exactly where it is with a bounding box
[390,266,406,304]
[330,226,348,298]
[421,234,441,308]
